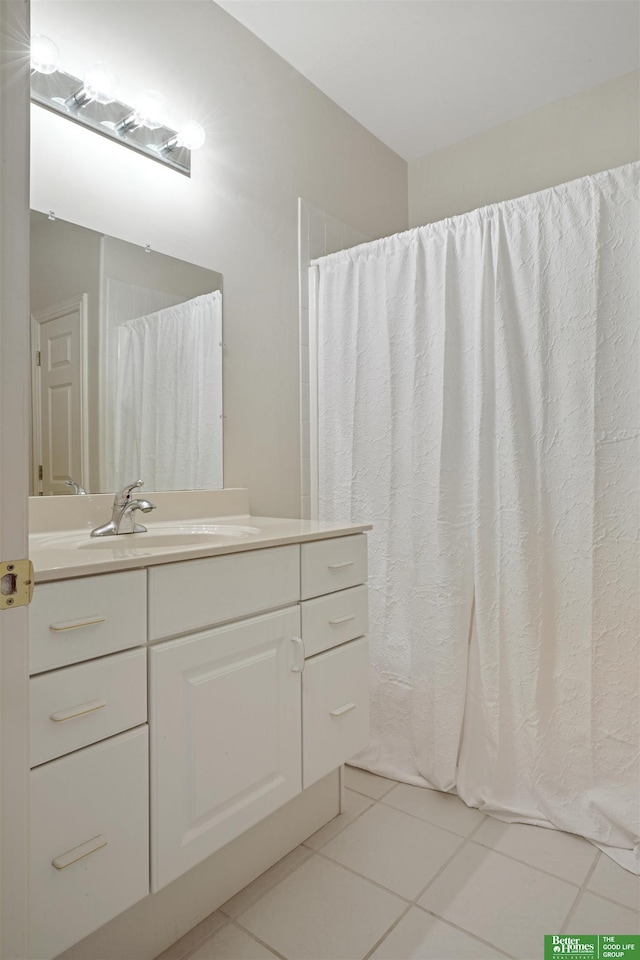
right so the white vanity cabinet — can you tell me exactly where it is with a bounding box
[28,527,370,956]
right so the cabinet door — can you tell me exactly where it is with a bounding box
[149,607,302,891]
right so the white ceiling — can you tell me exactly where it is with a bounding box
[216,0,640,160]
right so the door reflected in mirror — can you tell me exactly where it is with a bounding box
[30,212,223,495]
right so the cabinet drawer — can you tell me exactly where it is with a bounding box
[30,726,149,960]
[30,648,147,767]
[148,544,300,640]
[303,637,369,789]
[300,535,367,600]
[29,570,147,675]
[301,585,368,657]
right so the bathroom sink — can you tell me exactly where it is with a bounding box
[39,524,262,551]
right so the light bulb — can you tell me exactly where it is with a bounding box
[82,61,119,105]
[31,35,60,75]
[133,90,165,130]
[176,123,206,151]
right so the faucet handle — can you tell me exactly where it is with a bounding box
[114,479,144,504]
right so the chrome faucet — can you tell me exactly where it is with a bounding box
[90,480,156,538]
[65,479,88,495]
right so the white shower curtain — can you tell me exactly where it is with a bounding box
[316,163,639,872]
[115,290,222,490]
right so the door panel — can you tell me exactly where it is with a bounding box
[32,295,87,495]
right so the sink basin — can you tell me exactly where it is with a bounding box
[39,524,262,551]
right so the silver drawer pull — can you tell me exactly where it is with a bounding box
[330,702,357,718]
[50,699,107,723]
[50,616,106,632]
[52,834,107,870]
[329,615,355,625]
[328,561,355,570]
[291,636,305,673]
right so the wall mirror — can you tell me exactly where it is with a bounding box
[30,212,223,495]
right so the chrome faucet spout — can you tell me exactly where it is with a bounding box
[128,499,155,514]
[117,497,157,535]
[65,479,88,495]
[90,480,156,537]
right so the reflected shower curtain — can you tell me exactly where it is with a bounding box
[317,164,639,871]
[115,290,222,490]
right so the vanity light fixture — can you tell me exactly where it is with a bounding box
[115,90,166,134]
[29,36,205,176]
[160,122,206,153]
[64,62,119,109]
[30,34,60,75]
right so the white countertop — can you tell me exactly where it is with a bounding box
[30,515,372,582]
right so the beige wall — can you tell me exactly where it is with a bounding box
[409,70,640,226]
[30,1,408,518]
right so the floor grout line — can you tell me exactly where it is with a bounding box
[345,784,397,801]
[561,850,640,931]
[228,918,289,960]
[415,907,517,959]
[376,796,488,840]
[361,902,415,960]
[410,833,475,904]
[462,814,489,840]
[218,847,314,920]
[465,837,590,888]
[309,847,413,903]
[562,887,587,935]
[172,918,231,960]
[581,850,602,890]
[343,766,399,800]
[301,792,376,851]
[572,887,640,915]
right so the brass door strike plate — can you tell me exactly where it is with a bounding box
[0,559,34,610]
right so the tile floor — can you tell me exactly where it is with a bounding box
[157,767,640,960]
